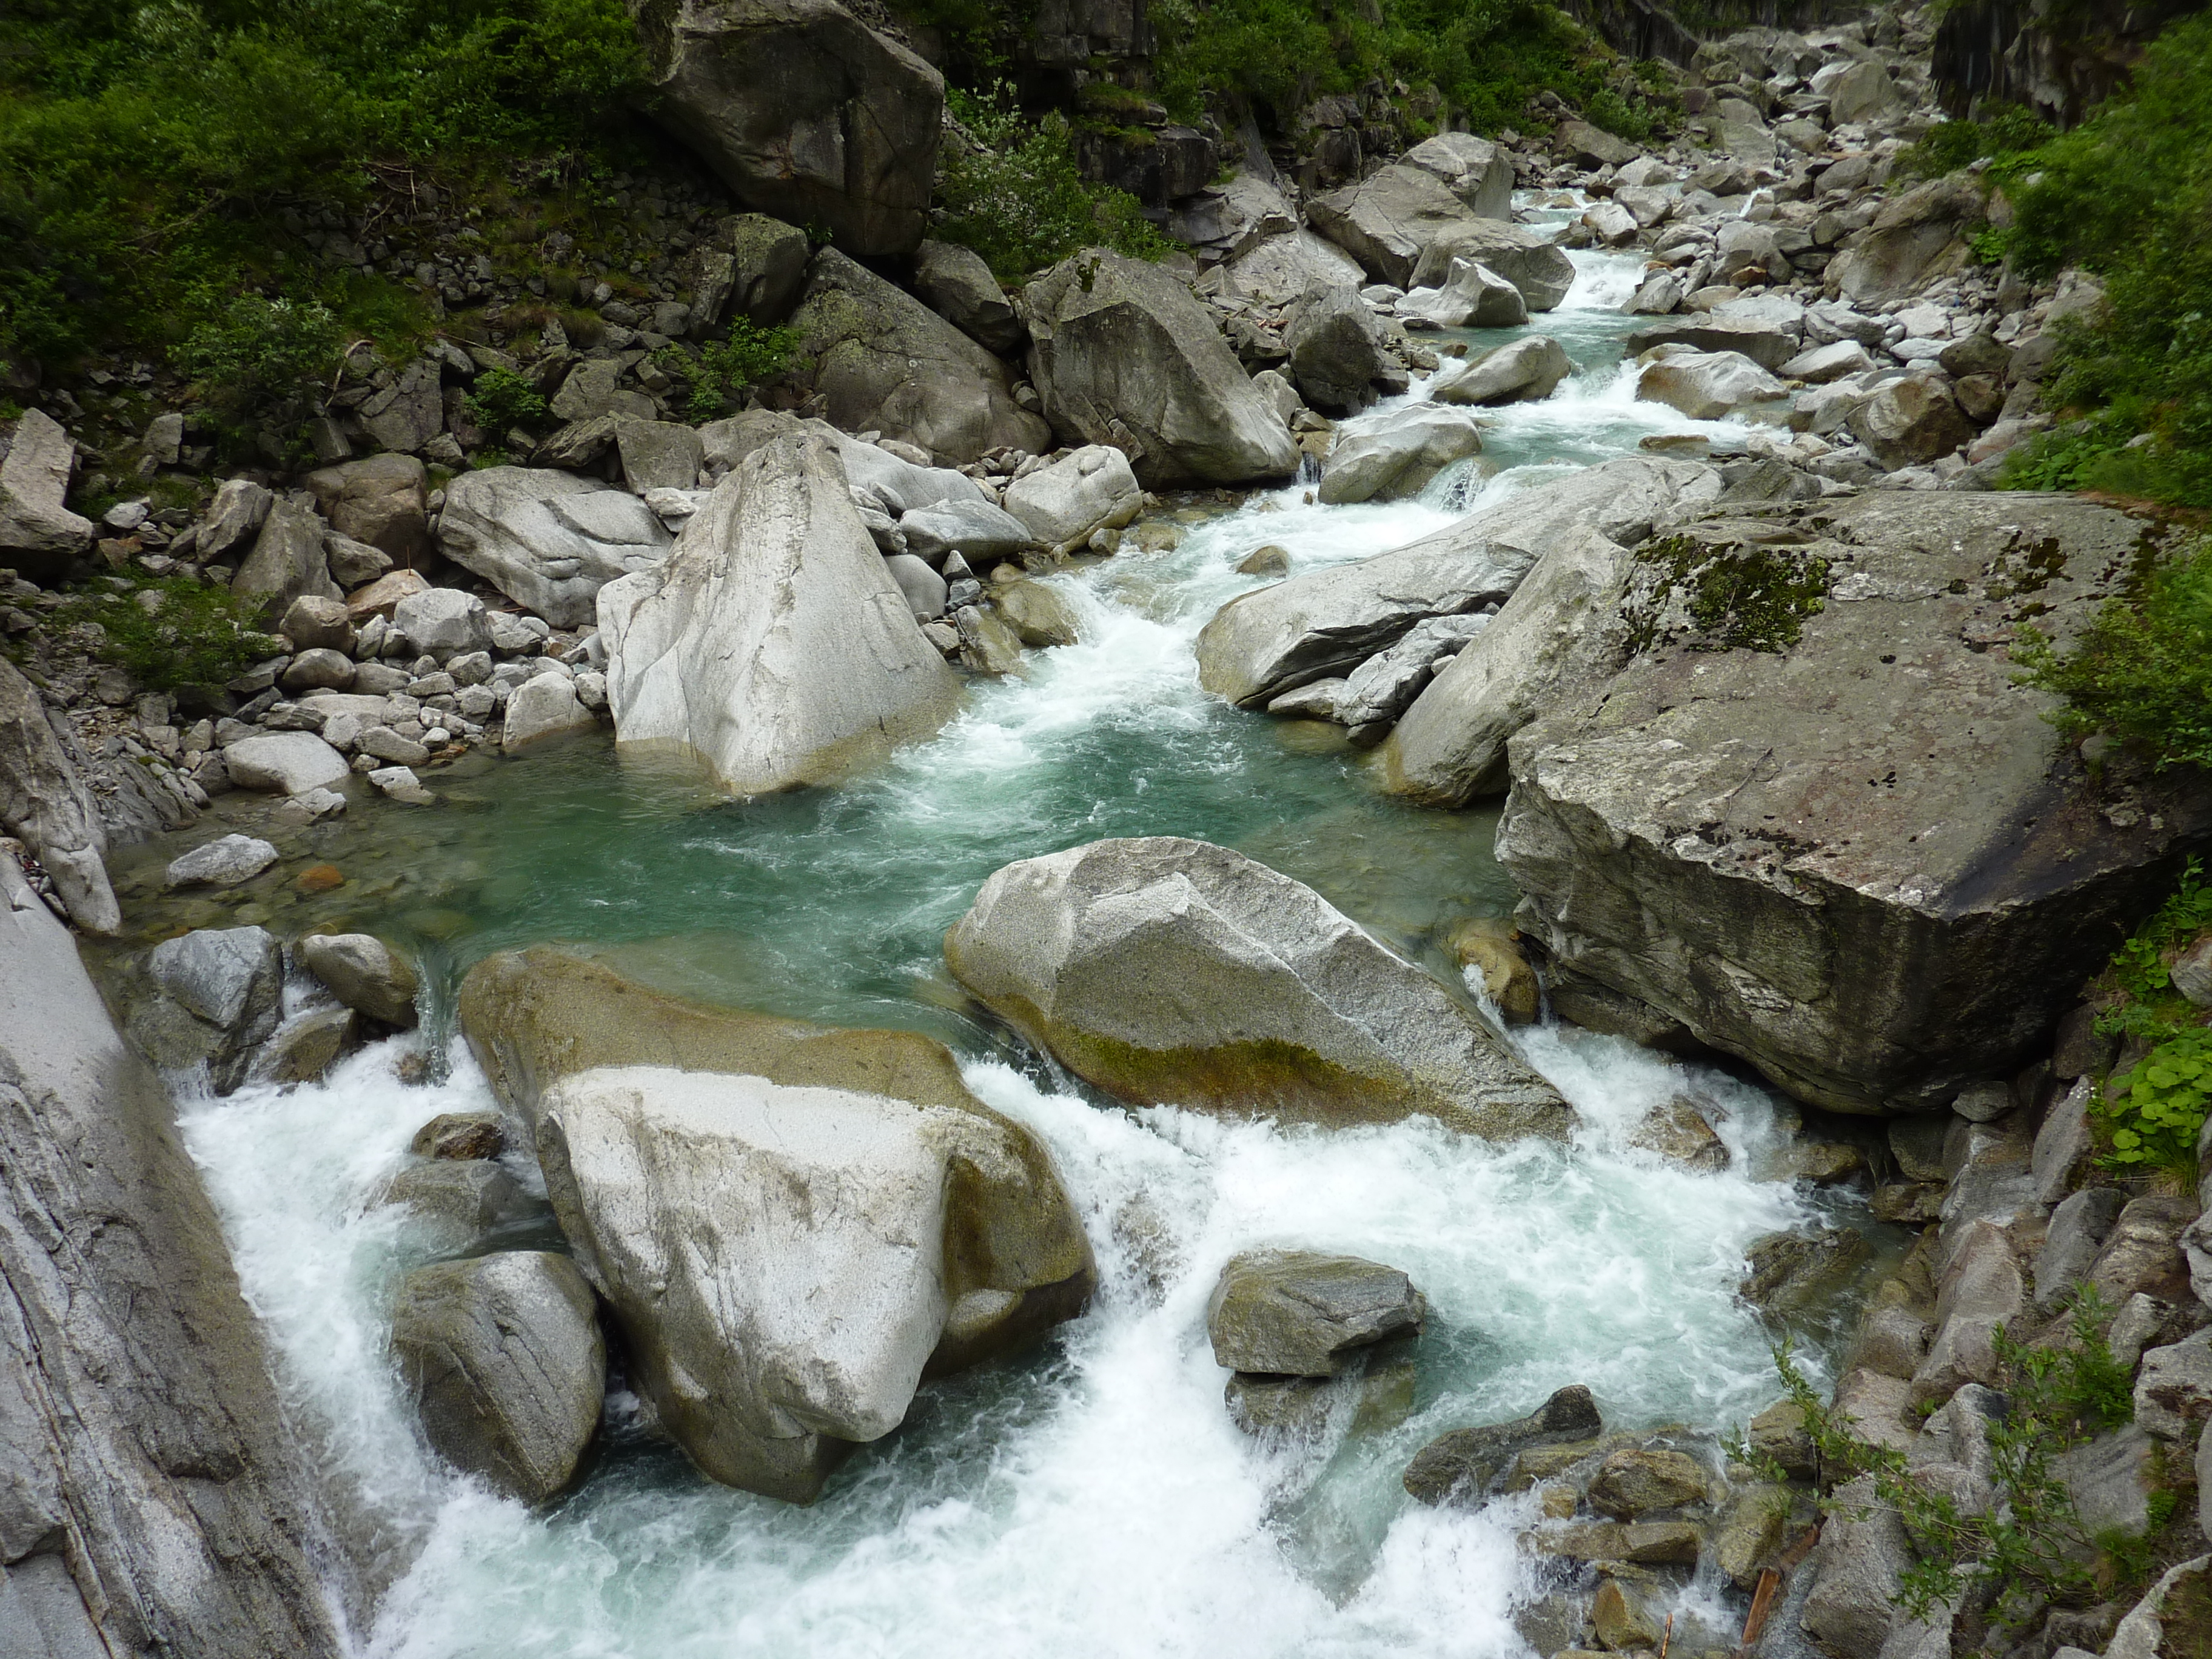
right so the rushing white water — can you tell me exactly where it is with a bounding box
[172,244,1880,1658]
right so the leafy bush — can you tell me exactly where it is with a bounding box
[463,366,550,433]
[2096,1027,2212,1176]
[2013,537,2212,772]
[57,575,280,694]
[1895,102,2053,181]
[178,295,344,416]
[934,82,1171,282]
[653,319,800,422]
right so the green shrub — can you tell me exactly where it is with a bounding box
[56,575,280,694]
[2013,537,2212,772]
[1895,102,2053,181]
[2096,1027,2212,1176]
[463,366,550,432]
[653,318,801,423]
[934,82,1171,282]
[178,295,345,416]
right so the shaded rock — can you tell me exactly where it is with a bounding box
[1022,249,1299,486]
[2088,1195,2199,1308]
[1238,543,1290,578]
[390,1252,604,1503]
[164,834,278,890]
[1628,1098,1729,1171]
[378,1159,528,1241]
[534,1063,1093,1501]
[629,0,941,256]
[278,594,355,654]
[1223,1355,1416,1441]
[1316,405,1484,506]
[2134,1328,2212,1440]
[1592,1576,1664,1651]
[885,552,948,620]
[1494,492,2208,1115]
[614,420,705,493]
[1217,230,1366,310]
[250,1004,357,1086]
[708,213,812,329]
[222,732,349,795]
[297,932,418,1028]
[1284,287,1387,415]
[597,431,961,794]
[1826,174,1981,311]
[1399,132,1514,219]
[1408,220,1578,311]
[1912,1220,2026,1404]
[303,452,429,566]
[410,1111,505,1161]
[1333,613,1490,732]
[1588,1447,1709,1519]
[1637,349,1787,420]
[786,249,1048,463]
[992,579,1080,648]
[137,925,284,1094]
[0,658,119,932]
[232,497,338,626]
[1432,336,1570,407]
[1848,372,1975,469]
[1800,1473,1909,1658]
[953,601,1028,675]
[198,477,275,561]
[899,498,1036,565]
[393,589,491,662]
[2057,1426,2161,1541]
[1205,1250,1426,1376]
[438,468,675,628]
[1554,119,1639,170]
[1712,1483,1792,1587]
[1746,1399,1817,1481]
[943,836,1574,1141]
[0,408,94,579]
[1740,1228,1871,1312]
[912,240,1024,356]
[1000,444,1142,553]
[1403,1384,1603,1505]
[344,568,431,623]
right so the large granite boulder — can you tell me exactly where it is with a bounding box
[942,836,1575,1141]
[596,429,961,794]
[1409,220,1578,312]
[302,452,429,565]
[1021,249,1299,486]
[0,856,344,1655]
[1284,286,1389,415]
[1826,173,1982,312]
[785,249,1049,464]
[0,655,119,933]
[911,239,1025,357]
[1399,132,1515,220]
[1206,1250,1427,1375]
[626,0,942,256]
[232,496,340,625]
[1316,405,1486,506]
[0,407,94,582]
[438,467,676,628]
[390,1251,605,1504]
[1308,163,1507,289]
[1625,315,1802,374]
[1636,349,1788,420]
[1000,444,1143,553]
[298,932,419,1028]
[1217,230,1365,309]
[1496,492,2212,1114]
[690,212,812,332]
[132,925,284,1094]
[1432,336,1572,406]
[1398,258,1529,329]
[535,1063,1093,1502]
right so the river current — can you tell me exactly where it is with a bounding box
[166,240,1889,1657]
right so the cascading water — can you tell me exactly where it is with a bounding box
[168,244,1881,1658]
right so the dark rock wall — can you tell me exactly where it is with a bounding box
[1932,0,2208,126]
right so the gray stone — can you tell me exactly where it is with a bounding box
[898,498,1036,565]
[438,468,675,628]
[1022,249,1299,486]
[1587,1447,1709,1518]
[502,674,597,750]
[249,1004,358,1086]
[357,726,431,767]
[0,858,343,1655]
[991,580,1080,648]
[1397,258,1528,329]
[2088,1196,2199,1307]
[278,594,355,653]
[614,420,705,493]
[1740,1227,1871,1312]
[632,0,941,256]
[232,497,338,626]
[1204,1250,1426,1376]
[164,833,279,890]
[0,409,93,579]
[1407,219,1578,311]
[1284,287,1387,414]
[952,602,1025,675]
[1401,1384,1603,1505]
[787,250,1048,464]
[1629,1097,1730,1171]
[1000,445,1142,553]
[2058,1426,2161,1541]
[534,1062,1093,1502]
[943,836,1575,1141]
[298,933,418,1028]
[378,1159,527,1241]
[1553,118,1639,169]
[1799,1473,1908,1657]
[366,765,435,805]
[0,658,119,932]
[198,477,275,561]
[1637,349,1788,420]
[221,732,349,795]
[1912,1221,2025,1404]
[149,926,280,1031]
[1333,613,1489,730]
[412,1111,505,1161]
[2031,1077,2095,1204]
[302,452,429,566]
[1782,340,1877,383]
[357,358,444,452]
[281,648,354,693]
[1316,405,1484,506]
[1431,335,1570,406]
[1217,230,1366,310]
[1850,372,1976,469]
[706,214,812,329]
[2106,1556,2211,1659]
[884,554,948,620]
[1496,492,2208,1115]
[597,429,962,794]
[2134,1328,2212,1440]
[392,589,490,662]
[390,1252,604,1503]
[1399,131,1514,219]
[912,240,1024,356]
[1826,175,1979,312]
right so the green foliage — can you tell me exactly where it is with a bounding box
[1895,103,2053,181]
[462,366,549,433]
[935,82,1171,282]
[178,295,343,416]
[56,575,279,694]
[2013,538,2212,772]
[2096,1025,2212,1176]
[653,319,800,423]
[1991,15,2212,510]
[1626,535,1831,654]
[2105,858,2212,1008]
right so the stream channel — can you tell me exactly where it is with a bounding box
[122,231,1900,1657]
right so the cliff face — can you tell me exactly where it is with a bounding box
[1933,0,2207,125]
[0,860,346,1658]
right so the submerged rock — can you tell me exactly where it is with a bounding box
[535,1064,1093,1503]
[1205,1251,1427,1376]
[392,1251,605,1504]
[597,429,962,794]
[942,836,1574,1141]
[1403,1384,1604,1505]
[1739,1228,1872,1313]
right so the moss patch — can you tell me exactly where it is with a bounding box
[1625,534,1832,655]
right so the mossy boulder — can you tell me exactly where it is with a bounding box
[942,836,1574,1141]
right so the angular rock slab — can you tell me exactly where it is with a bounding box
[1403,1384,1603,1505]
[1496,491,2212,1114]
[391,1251,605,1503]
[0,407,94,580]
[597,429,962,794]
[1022,249,1299,487]
[627,0,942,256]
[0,656,118,933]
[439,468,675,628]
[943,836,1575,1141]
[535,1064,1093,1502]
[1205,1250,1427,1376]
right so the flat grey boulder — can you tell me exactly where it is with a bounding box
[298,932,418,1027]
[392,588,491,661]
[0,657,118,933]
[0,407,94,580]
[135,925,284,1094]
[1380,525,1637,805]
[534,1062,1094,1502]
[898,498,1036,565]
[1022,249,1299,487]
[1495,493,2210,1114]
[627,0,941,256]
[1398,257,1528,329]
[438,468,675,628]
[912,239,1024,356]
[391,1251,604,1504]
[1432,336,1571,406]
[164,834,280,890]
[1309,162,1510,290]
[788,249,1049,464]
[1409,220,1577,311]
[1399,132,1514,219]
[1217,230,1366,309]
[1001,444,1142,552]
[1317,405,1485,505]
[1403,1384,1603,1505]
[222,732,349,795]
[1206,1250,1427,1376]
[597,429,962,794]
[1625,316,1801,374]
[942,836,1575,1141]
[1636,350,1788,420]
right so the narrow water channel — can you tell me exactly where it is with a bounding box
[168,242,1883,1658]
